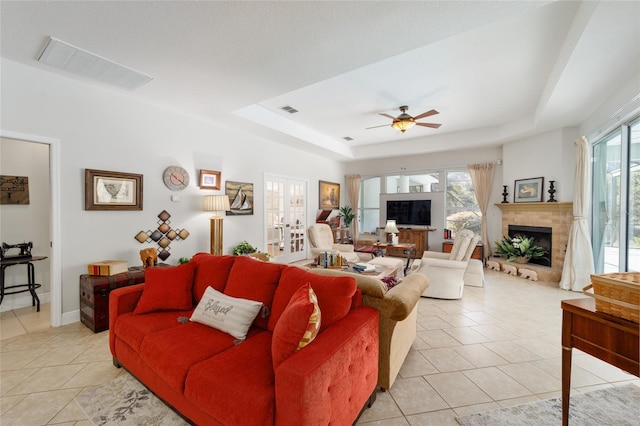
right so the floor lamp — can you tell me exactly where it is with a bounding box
[204,195,230,255]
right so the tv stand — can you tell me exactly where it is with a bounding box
[384,228,434,258]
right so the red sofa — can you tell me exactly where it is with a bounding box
[109,254,379,425]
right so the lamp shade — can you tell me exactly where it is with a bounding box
[204,195,230,212]
[391,119,415,133]
[384,219,399,234]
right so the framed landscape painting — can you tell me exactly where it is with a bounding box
[85,169,143,210]
[514,177,544,203]
[319,180,340,209]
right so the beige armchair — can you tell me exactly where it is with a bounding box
[307,223,369,263]
[416,229,480,299]
[306,267,429,390]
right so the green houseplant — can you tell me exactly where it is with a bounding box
[231,241,270,258]
[494,235,547,263]
[338,205,355,228]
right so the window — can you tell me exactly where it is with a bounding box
[445,171,481,236]
[385,173,439,193]
[592,115,640,272]
[358,177,380,234]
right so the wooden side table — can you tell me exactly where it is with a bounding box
[1,256,47,312]
[373,243,417,275]
[561,298,639,426]
[442,240,483,260]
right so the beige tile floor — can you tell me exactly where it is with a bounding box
[1,269,638,425]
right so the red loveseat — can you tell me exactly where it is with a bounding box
[109,254,379,425]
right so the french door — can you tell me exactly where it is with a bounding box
[264,175,307,264]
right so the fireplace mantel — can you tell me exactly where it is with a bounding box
[495,201,573,283]
[495,202,572,213]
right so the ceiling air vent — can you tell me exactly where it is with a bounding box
[281,106,299,114]
[343,136,354,141]
[37,37,153,91]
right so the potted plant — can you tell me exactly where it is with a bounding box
[494,235,547,263]
[338,205,355,228]
[231,241,270,259]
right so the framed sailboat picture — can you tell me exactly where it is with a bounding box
[225,181,254,215]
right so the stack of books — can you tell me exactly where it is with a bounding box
[352,262,375,272]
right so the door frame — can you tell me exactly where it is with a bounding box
[1,130,62,327]
[264,173,308,264]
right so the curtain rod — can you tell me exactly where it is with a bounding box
[587,93,640,139]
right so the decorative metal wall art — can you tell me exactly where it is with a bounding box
[134,210,189,260]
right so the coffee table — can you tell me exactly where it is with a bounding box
[306,263,398,280]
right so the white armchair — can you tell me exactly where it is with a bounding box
[415,229,480,299]
[307,223,368,263]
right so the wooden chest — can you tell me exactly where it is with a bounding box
[80,267,146,332]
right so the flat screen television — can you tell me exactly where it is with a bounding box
[386,200,431,226]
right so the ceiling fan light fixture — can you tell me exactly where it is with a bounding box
[391,118,415,133]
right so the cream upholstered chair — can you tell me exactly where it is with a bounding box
[307,223,368,263]
[415,229,480,299]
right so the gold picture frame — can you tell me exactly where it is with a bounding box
[199,169,221,190]
[319,180,340,209]
[85,169,143,210]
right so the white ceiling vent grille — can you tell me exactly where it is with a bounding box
[281,106,299,114]
[37,37,153,91]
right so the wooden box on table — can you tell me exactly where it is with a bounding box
[80,267,147,332]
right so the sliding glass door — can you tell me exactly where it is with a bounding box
[592,116,640,272]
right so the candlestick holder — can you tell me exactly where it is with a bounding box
[501,185,509,203]
[547,180,557,202]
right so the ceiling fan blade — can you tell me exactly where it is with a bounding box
[412,109,439,120]
[378,113,396,120]
[416,122,442,129]
[365,123,392,130]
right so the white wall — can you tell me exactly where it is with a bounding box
[1,58,346,319]
[502,127,578,203]
[0,138,51,310]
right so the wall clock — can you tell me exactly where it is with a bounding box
[163,166,190,191]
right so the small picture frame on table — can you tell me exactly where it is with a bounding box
[199,169,221,190]
[514,177,544,203]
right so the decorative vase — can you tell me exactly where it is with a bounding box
[513,256,531,264]
[502,185,509,203]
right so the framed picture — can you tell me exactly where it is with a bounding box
[85,169,143,210]
[319,180,340,209]
[0,175,29,205]
[226,181,253,215]
[514,177,544,203]
[199,169,221,190]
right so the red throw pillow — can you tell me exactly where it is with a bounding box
[272,283,321,369]
[134,263,195,314]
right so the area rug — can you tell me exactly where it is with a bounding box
[75,372,190,426]
[456,384,640,426]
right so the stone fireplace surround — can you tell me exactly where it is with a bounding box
[495,202,573,282]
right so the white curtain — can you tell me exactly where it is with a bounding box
[346,175,361,242]
[468,163,495,261]
[560,136,595,291]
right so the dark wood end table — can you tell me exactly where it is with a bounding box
[561,298,639,426]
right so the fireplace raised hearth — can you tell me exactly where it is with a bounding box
[508,225,552,267]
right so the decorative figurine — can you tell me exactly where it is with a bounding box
[547,180,557,202]
[502,185,509,203]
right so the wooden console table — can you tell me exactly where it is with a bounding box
[442,240,483,260]
[1,256,47,312]
[561,298,639,426]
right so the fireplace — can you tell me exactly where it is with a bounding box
[508,225,552,267]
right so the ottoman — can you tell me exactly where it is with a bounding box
[464,259,484,287]
[367,256,405,277]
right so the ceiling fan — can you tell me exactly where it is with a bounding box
[367,105,441,133]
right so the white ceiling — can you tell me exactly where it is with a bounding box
[1,1,638,161]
